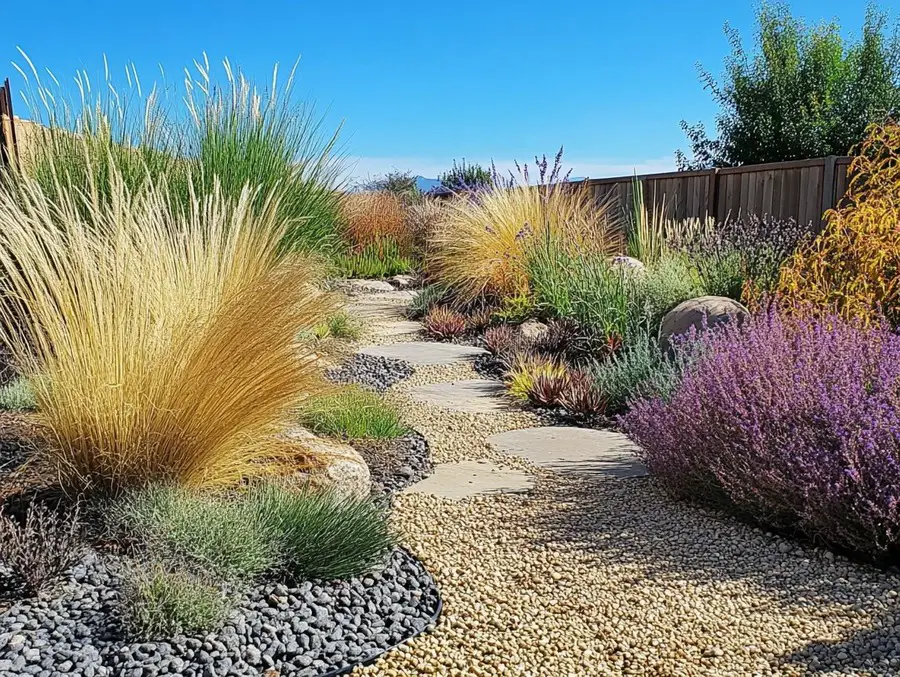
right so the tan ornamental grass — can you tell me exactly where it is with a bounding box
[0,161,335,494]
[340,191,413,253]
[428,182,623,304]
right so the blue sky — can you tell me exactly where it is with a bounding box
[1,0,874,182]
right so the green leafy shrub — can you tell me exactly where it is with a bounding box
[627,254,705,334]
[0,377,37,412]
[492,292,535,324]
[0,503,84,595]
[299,387,408,441]
[115,486,277,581]
[248,483,395,580]
[122,564,227,639]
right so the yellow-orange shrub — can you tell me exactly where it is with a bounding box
[777,122,900,326]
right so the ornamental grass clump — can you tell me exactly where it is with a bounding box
[429,153,622,304]
[0,160,334,494]
[623,307,900,557]
[340,191,414,254]
[424,306,468,340]
[777,121,900,326]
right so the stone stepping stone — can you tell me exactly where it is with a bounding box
[369,290,418,303]
[377,320,423,336]
[487,426,648,478]
[404,460,534,499]
[343,279,395,293]
[346,302,407,321]
[409,379,510,413]
[358,342,487,366]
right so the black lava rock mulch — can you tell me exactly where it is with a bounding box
[325,355,414,393]
[0,549,440,677]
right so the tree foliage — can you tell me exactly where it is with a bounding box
[438,159,493,192]
[677,3,900,169]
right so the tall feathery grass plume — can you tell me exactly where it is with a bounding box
[13,50,346,257]
[428,158,623,304]
[0,159,336,494]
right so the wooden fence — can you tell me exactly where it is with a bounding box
[583,156,852,231]
[0,79,17,170]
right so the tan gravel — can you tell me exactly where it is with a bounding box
[346,288,900,676]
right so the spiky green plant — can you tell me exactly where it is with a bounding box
[299,387,408,441]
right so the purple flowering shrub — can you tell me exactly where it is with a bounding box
[622,307,900,557]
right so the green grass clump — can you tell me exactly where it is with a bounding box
[248,482,395,580]
[115,486,277,581]
[299,387,408,441]
[122,564,227,639]
[335,240,416,279]
[21,54,345,257]
[0,377,37,412]
[313,312,361,340]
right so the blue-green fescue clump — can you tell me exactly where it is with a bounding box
[122,564,227,639]
[0,377,37,412]
[313,312,361,340]
[115,486,278,581]
[248,482,395,580]
[408,284,450,319]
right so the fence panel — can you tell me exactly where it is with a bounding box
[580,156,852,231]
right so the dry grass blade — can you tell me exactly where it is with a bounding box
[0,161,335,493]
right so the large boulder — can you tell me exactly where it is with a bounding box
[658,295,750,353]
[282,428,371,499]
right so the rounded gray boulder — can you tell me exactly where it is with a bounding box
[658,295,750,352]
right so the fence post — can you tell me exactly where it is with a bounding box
[820,155,838,230]
[706,168,720,221]
[0,78,17,170]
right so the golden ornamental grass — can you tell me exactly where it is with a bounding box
[339,191,413,252]
[0,163,335,494]
[428,182,623,303]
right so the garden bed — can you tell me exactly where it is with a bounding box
[0,548,440,677]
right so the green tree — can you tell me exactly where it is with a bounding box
[438,159,493,191]
[677,3,900,169]
[364,170,422,203]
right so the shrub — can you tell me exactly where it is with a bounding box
[587,334,684,415]
[340,192,414,253]
[0,503,84,595]
[0,157,334,493]
[438,159,493,192]
[408,284,450,319]
[505,354,569,403]
[680,215,813,303]
[429,169,621,303]
[363,171,423,205]
[23,55,345,256]
[623,307,900,557]
[0,377,36,412]
[114,486,277,581]
[122,564,227,639]
[313,312,361,341]
[778,121,900,326]
[424,306,467,340]
[248,483,395,580]
[299,387,407,441]
[627,253,706,334]
[335,239,416,279]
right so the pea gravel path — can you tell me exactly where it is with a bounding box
[347,288,900,676]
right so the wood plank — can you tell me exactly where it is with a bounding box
[807,166,823,229]
[761,170,775,217]
[797,167,810,227]
[739,171,751,220]
[772,169,784,220]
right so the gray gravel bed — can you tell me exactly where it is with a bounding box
[325,355,415,393]
[354,432,431,494]
[0,549,439,677]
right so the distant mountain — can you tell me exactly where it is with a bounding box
[415,176,441,192]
